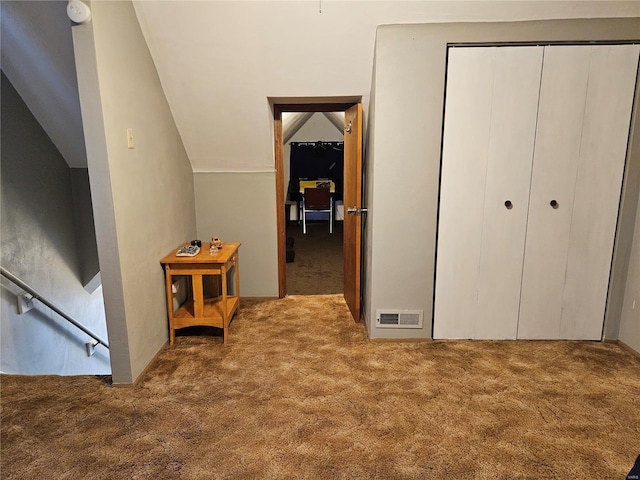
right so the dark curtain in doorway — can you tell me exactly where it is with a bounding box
[288,141,344,203]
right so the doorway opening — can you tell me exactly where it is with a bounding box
[272,99,363,321]
[284,115,345,295]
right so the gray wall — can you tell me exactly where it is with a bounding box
[1,73,110,374]
[619,183,640,352]
[194,115,344,298]
[72,1,197,384]
[363,46,377,332]
[606,69,640,349]
[70,168,101,291]
[194,172,278,297]
[365,19,640,342]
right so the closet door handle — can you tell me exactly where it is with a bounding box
[550,200,559,209]
[504,200,513,210]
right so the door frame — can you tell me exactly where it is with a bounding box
[272,99,361,298]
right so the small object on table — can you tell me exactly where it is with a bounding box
[209,236,223,254]
[176,245,200,257]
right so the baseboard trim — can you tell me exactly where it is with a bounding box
[112,341,168,387]
[617,340,640,359]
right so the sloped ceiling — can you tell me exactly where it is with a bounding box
[1,1,87,168]
[133,0,640,173]
[283,112,314,144]
[283,112,344,144]
[3,1,639,174]
[133,0,389,173]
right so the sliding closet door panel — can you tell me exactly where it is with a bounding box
[518,45,639,339]
[560,45,640,339]
[435,46,542,339]
[435,47,494,339]
[518,46,592,339]
[476,47,543,339]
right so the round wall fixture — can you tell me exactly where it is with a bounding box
[67,0,91,24]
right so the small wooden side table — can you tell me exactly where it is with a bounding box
[161,242,240,344]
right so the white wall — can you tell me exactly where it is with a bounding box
[366,18,640,340]
[1,73,110,375]
[72,1,197,384]
[133,1,640,173]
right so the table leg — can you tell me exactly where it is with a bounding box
[165,267,175,345]
[234,253,240,309]
[221,265,228,343]
[193,274,204,318]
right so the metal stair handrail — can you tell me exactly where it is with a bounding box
[0,266,109,350]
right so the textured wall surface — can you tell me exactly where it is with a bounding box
[195,172,278,297]
[1,73,110,375]
[619,191,640,353]
[72,1,197,383]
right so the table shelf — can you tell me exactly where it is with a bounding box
[173,296,239,327]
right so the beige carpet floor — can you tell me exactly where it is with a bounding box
[2,294,639,479]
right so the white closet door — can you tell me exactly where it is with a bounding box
[518,45,640,339]
[434,46,543,339]
[516,46,591,339]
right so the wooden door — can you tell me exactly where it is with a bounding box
[517,44,640,339]
[343,103,363,322]
[434,46,543,339]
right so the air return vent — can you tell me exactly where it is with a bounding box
[376,309,423,329]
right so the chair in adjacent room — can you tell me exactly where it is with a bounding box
[302,187,333,234]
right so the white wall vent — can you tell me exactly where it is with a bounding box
[376,309,423,329]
